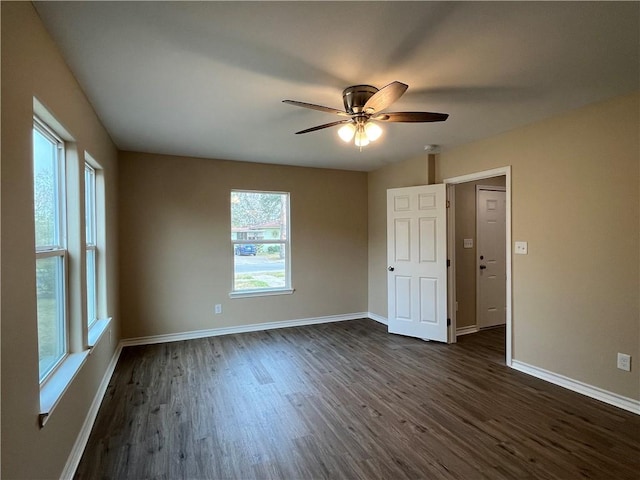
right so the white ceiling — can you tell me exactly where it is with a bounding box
[34,1,639,172]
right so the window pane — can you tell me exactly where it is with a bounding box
[234,243,286,291]
[36,256,66,380]
[33,128,59,248]
[84,165,96,245]
[231,191,287,239]
[86,249,97,326]
[231,191,289,292]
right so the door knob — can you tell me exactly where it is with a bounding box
[479,265,487,270]
[388,266,395,272]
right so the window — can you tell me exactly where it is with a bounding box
[85,163,97,327]
[230,190,291,296]
[33,103,112,425]
[33,118,68,382]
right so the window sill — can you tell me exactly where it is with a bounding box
[88,316,112,347]
[39,351,89,428]
[39,316,112,428]
[229,288,295,299]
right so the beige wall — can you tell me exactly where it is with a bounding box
[367,155,432,318]
[1,3,120,478]
[455,177,506,329]
[2,7,637,479]
[438,92,639,400]
[118,152,368,339]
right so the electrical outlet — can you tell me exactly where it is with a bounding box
[515,241,528,255]
[617,353,631,372]
[215,304,222,315]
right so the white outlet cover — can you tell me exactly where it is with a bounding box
[617,353,631,372]
[515,241,528,254]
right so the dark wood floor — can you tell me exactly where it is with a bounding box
[75,319,640,479]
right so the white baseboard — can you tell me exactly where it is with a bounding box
[511,360,640,415]
[60,343,123,480]
[367,312,388,325]
[456,325,479,336]
[121,312,370,347]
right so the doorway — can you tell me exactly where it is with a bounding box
[476,186,507,329]
[445,167,512,366]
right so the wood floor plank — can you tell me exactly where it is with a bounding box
[75,320,640,479]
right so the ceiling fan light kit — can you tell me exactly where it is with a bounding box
[364,121,382,141]
[338,118,382,147]
[337,123,356,142]
[283,81,449,149]
[354,128,370,148]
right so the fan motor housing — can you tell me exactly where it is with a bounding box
[342,85,378,114]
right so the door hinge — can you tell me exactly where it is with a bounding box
[447,259,451,267]
[447,318,451,326]
[446,200,450,208]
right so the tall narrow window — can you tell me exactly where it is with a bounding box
[84,163,97,327]
[33,118,68,382]
[231,190,291,295]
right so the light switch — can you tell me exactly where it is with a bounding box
[463,238,473,249]
[515,241,528,255]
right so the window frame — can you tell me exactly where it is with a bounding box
[33,102,113,427]
[33,117,69,384]
[84,162,98,328]
[229,190,293,298]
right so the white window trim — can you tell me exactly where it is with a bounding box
[85,162,98,328]
[85,153,110,340]
[33,104,114,428]
[38,315,112,428]
[85,163,96,244]
[229,288,295,299]
[35,247,67,259]
[230,190,292,297]
[34,117,70,384]
[86,247,98,328]
[88,316,112,347]
[39,351,89,427]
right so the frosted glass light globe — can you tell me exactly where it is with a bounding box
[364,122,382,141]
[338,123,356,142]
[354,129,370,147]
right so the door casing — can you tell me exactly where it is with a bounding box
[444,166,512,366]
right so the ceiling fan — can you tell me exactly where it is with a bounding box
[283,81,448,148]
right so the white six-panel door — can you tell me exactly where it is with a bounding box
[387,184,448,342]
[476,187,507,328]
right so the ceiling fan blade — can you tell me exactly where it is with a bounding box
[295,119,352,135]
[373,111,449,123]
[363,81,408,113]
[283,100,349,116]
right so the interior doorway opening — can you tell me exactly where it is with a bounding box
[445,167,512,366]
[457,180,506,333]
